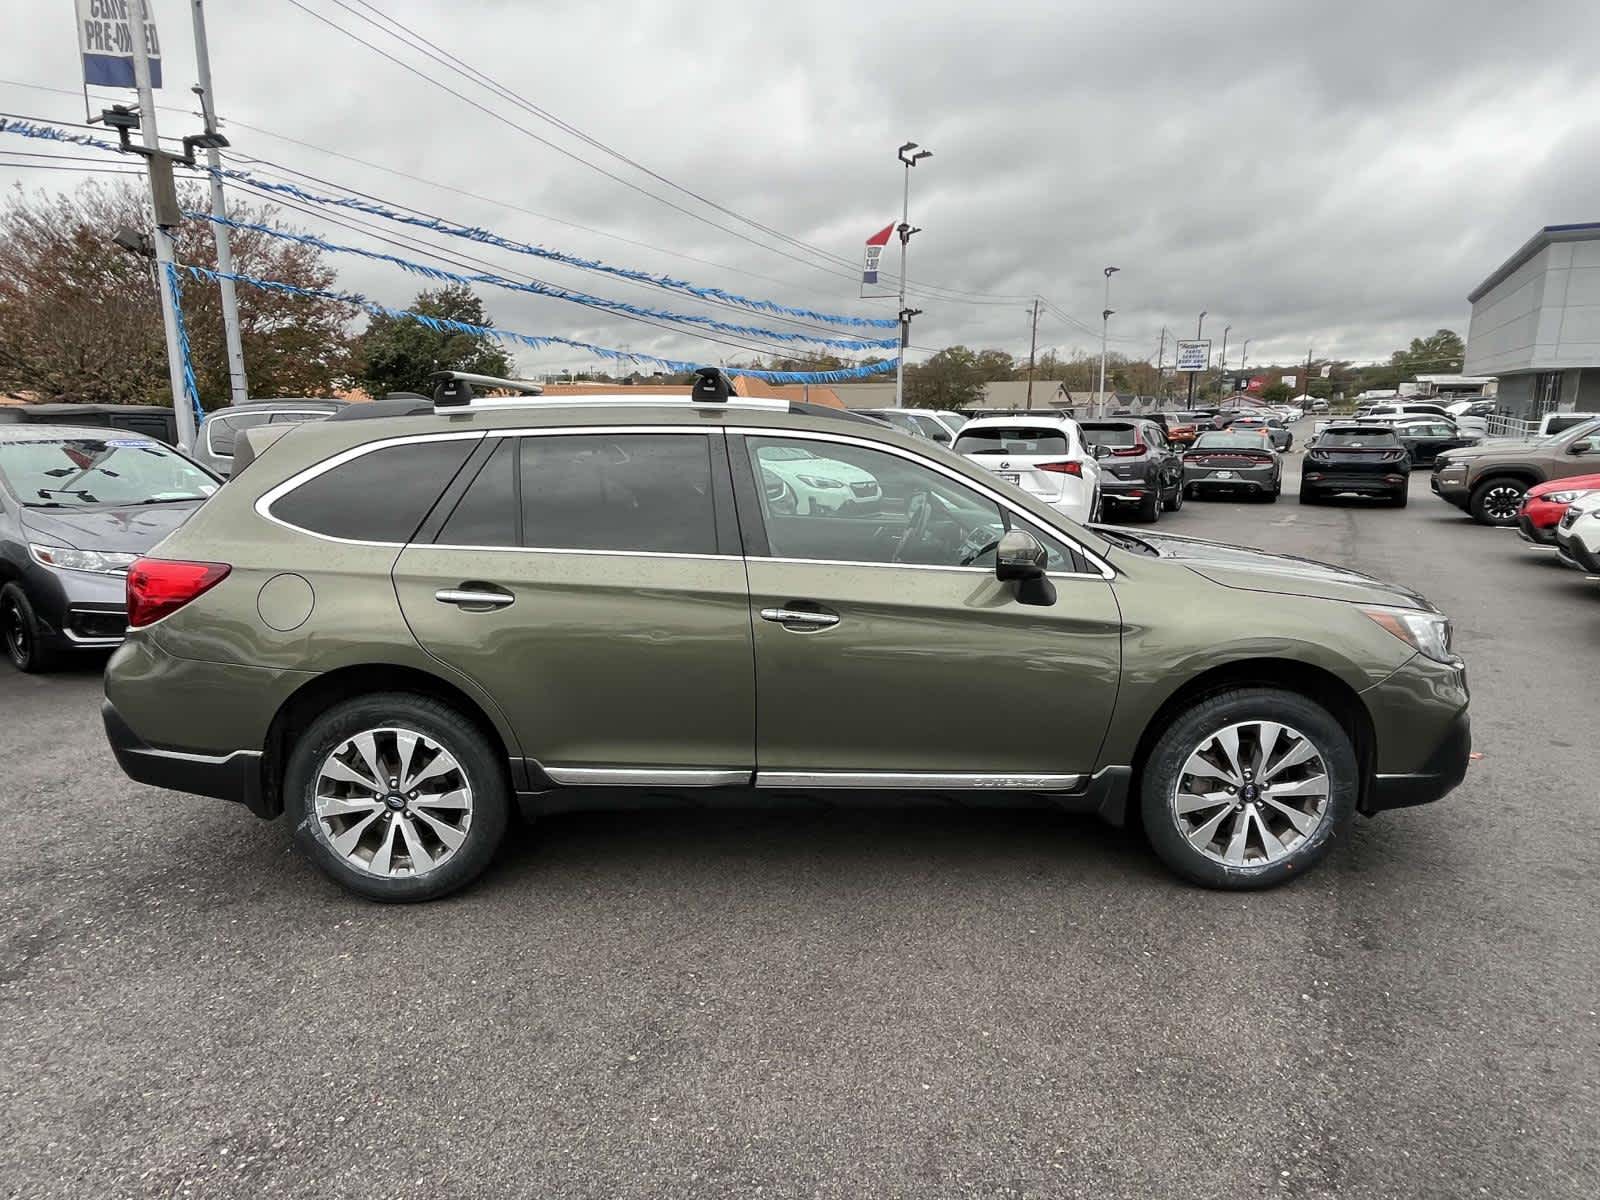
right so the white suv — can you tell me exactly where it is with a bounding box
[1556,493,1600,577]
[953,414,1102,524]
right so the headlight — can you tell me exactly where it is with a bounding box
[29,544,139,575]
[796,474,846,489]
[1362,605,1457,664]
[1545,489,1598,505]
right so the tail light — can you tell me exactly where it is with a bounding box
[1111,443,1147,457]
[1038,460,1083,477]
[126,558,231,628]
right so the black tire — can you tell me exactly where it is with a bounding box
[1184,484,1198,500]
[1261,489,1278,504]
[1468,477,1524,526]
[1,582,58,674]
[284,692,510,902]
[1390,488,1409,508]
[1089,488,1103,524]
[1139,687,1358,890]
[1298,488,1318,504]
[1137,489,1162,523]
[1162,479,1184,512]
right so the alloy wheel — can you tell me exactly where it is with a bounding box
[1482,485,1523,522]
[1171,720,1330,867]
[312,727,474,878]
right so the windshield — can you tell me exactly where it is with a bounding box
[1320,429,1399,447]
[1193,433,1270,450]
[0,437,218,507]
[1548,416,1600,439]
[954,426,1070,455]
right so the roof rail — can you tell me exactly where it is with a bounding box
[431,370,545,408]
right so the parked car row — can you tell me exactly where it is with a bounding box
[1431,416,1600,525]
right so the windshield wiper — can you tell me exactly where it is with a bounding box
[128,496,204,505]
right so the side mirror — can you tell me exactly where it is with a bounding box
[1571,440,1593,455]
[1092,443,1112,460]
[996,528,1047,581]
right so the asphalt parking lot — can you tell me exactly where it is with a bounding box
[3,425,1598,1200]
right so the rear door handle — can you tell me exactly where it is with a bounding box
[436,586,515,609]
[760,606,840,630]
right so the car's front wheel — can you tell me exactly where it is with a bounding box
[1,582,57,674]
[285,692,510,902]
[1469,478,1525,526]
[1140,688,1358,889]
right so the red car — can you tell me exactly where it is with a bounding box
[1517,473,1600,545]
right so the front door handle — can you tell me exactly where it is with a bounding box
[436,586,514,610]
[760,606,840,630]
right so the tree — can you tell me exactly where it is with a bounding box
[1391,329,1464,375]
[0,180,357,406]
[356,284,511,396]
[1260,382,1294,404]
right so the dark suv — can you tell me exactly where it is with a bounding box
[1078,419,1185,521]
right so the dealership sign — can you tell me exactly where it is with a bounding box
[76,0,162,89]
[1175,340,1211,372]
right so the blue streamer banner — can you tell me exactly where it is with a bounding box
[174,262,897,385]
[0,122,897,332]
[161,263,206,426]
[191,212,898,351]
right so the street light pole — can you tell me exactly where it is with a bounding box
[1240,338,1251,386]
[1186,310,1207,406]
[1096,267,1119,418]
[893,141,930,409]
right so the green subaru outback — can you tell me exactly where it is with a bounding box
[102,376,1470,901]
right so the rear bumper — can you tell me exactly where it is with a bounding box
[1100,475,1157,500]
[102,699,269,816]
[1185,466,1276,491]
[1302,472,1408,493]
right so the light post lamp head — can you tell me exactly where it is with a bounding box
[899,142,932,167]
[1104,266,1120,278]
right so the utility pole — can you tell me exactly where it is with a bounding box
[126,0,198,451]
[1024,297,1041,409]
[1096,266,1119,419]
[1240,338,1251,393]
[894,142,930,409]
[190,0,248,407]
[1186,310,1207,407]
[1304,345,1314,403]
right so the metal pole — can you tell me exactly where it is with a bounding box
[1155,327,1166,405]
[1096,268,1118,419]
[1187,311,1206,406]
[191,0,248,407]
[1241,339,1250,391]
[1218,325,1230,401]
[1025,297,1040,410]
[128,0,198,451]
[894,157,910,409]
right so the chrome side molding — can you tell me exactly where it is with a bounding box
[755,771,1084,791]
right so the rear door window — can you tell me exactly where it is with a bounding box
[1081,425,1138,448]
[270,438,477,542]
[519,433,717,555]
[437,439,517,547]
[954,425,1070,456]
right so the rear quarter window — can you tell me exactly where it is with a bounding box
[269,438,477,542]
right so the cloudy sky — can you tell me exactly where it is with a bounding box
[5,0,1600,378]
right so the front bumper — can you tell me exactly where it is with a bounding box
[1557,529,1600,573]
[1431,469,1470,507]
[103,699,269,816]
[21,561,128,650]
[1369,709,1471,812]
[1360,654,1471,815]
[1517,513,1560,545]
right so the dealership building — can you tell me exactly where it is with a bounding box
[1464,222,1600,418]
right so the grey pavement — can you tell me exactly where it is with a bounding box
[3,429,1598,1199]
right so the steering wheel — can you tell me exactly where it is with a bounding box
[892,491,934,563]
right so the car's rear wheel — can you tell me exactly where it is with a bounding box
[1298,488,1318,504]
[1391,488,1409,508]
[1137,489,1162,523]
[1,582,57,674]
[1140,688,1358,889]
[285,692,510,902]
[1162,480,1184,512]
[1469,478,1525,526]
